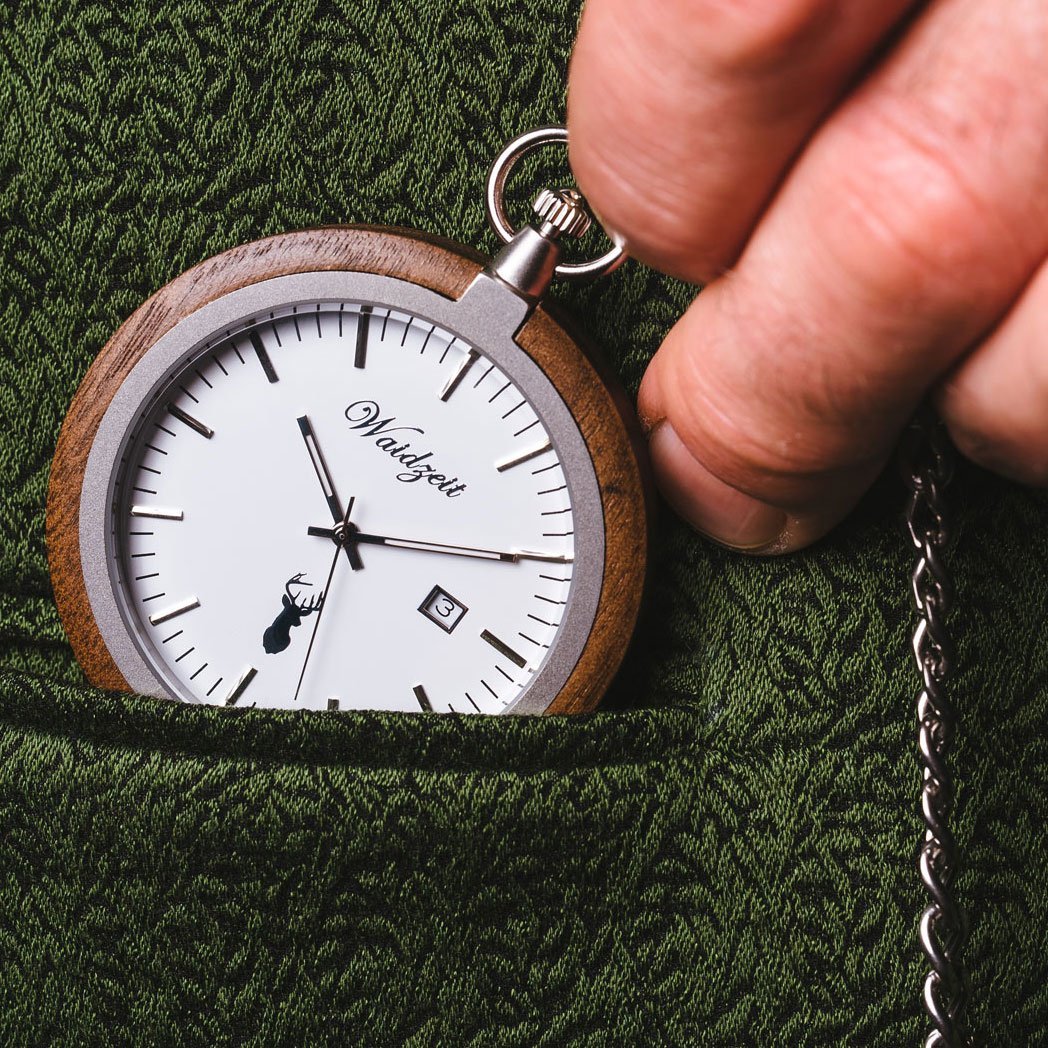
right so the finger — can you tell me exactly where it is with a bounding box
[935,256,1048,485]
[637,0,1048,552]
[567,0,917,283]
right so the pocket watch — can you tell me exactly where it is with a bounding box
[46,127,650,715]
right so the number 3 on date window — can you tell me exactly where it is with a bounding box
[419,585,468,634]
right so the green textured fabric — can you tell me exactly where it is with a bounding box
[0,2,1045,1044]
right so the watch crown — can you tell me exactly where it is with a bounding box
[532,187,593,240]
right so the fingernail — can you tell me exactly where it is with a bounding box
[649,423,787,552]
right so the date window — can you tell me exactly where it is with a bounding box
[418,585,468,633]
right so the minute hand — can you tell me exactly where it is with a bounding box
[306,526,572,564]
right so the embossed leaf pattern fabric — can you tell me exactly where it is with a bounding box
[0,2,1046,1045]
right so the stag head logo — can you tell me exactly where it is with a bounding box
[262,573,325,654]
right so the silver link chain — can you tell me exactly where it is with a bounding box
[901,410,972,1048]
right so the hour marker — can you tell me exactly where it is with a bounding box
[327,698,340,712]
[480,629,527,668]
[249,330,279,383]
[167,404,214,439]
[413,684,433,712]
[439,349,479,401]
[514,550,573,564]
[354,304,372,369]
[495,438,552,473]
[148,596,200,627]
[130,505,183,521]
[223,666,257,706]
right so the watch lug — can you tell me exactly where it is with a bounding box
[457,267,535,337]
[459,224,564,335]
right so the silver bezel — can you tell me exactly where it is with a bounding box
[79,271,605,715]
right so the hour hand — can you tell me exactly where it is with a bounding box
[297,415,343,522]
[297,415,363,570]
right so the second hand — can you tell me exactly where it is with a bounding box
[292,497,357,703]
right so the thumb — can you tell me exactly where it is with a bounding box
[638,279,897,555]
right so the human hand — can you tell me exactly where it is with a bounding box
[568,0,1048,553]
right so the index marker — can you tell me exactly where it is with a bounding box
[223,666,257,706]
[496,438,552,473]
[130,505,184,521]
[481,630,527,669]
[354,304,372,369]
[513,550,574,564]
[439,349,479,401]
[413,684,433,712]
[168,404,214,439]
[249,330,279,383]
[148,596,200,627]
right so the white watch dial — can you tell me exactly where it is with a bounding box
[113,301,578,713]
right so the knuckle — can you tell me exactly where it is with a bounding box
[659,338,875,505]
[685,0,835,69]
[828,101,1014,303]
[568,132,739,284]
[946,416,1048,486]
[940,382,1048,487]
